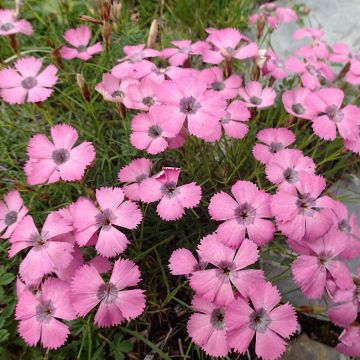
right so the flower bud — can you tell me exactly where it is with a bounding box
[146,19,158,49]
[76,74,91,102]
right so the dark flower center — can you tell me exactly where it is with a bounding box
[52,148,70,165]
[142,96,155,107]
[21,76,38,90]
[4,211,18,226]
[148,125,162,138]
[211,81,225,91]
[297,193,316,215]
[292,103,305,115]
[249,308,271,333]
[76,45,88,52]
[269,142,283,154]
[221,113,231,125]
[112,90,124,98]
[234,203,256,225]
[307,64,320,76]
[0,23,15,32]
[338,219,351,233]
[32,233,47,247]
[95,208,115,228]
[210,308,225,329]
[249,96,262,105]
[283,168,298,184]
[180,96,201,115]
[97,282,118,304]
[135,174,147,183]
[36,301,54,322]
[161,181,179,198]
[325,105,343,122]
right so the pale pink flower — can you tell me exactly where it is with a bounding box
[252,128,296,165]
[190,234,263,305]
[16,276,42,298]
[73,187,142,257]
[70,258,145,327]
[209,180,275,247]
[87,256,112,273]
[225,281,298,360]
[305,88,360,141]
[155,76,226,141]
[16,278,76,349]
[118,158,153,201]
[271,172,333,241]
[95,73,137,103]
[0,190,28,239]
[220,100,251,139]
[293,28,324,41]
[169,248,200,276]
[238,81,276,109]
[275,6,298,24]
[0,9,33,36]
[282,87,316,119]
[202,28,258,64]
[54,245,84,282]
[25,124,95,185]
[330,42,355,63]
[346,60,360,85]
[0,57,57,104]
[262,50,288,80]
[125,78,160,110]
[9,213,74,282]
[187,295,230,357]
[199,66,242,99]
[130,105,183,154]
[336,326,360,357]
[59,25,102,61]
[265,149,316,192]
[139,167,202,221]
[291,233,353,299]
[344,126,360,154]
[293,29,329,61]
[167,129,187,149]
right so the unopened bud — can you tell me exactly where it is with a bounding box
[131,11,140,23]
[301,6,311,15]
[101,0,111,22]
[79,15,103,25]
[15,0,24,18]
[256,16,265,39]
[110,1,122,23]
[147,19,158,49]
[255,48,267,69]
[76,74,91,102]
[102,21,112,48]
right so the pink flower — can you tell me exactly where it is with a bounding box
[9,213,74,282]
[155,76,226,141]
[59,25,102,61]
[130,105,183,154]
[282,87,316,119]
[0,9,33,36]
[95,73,137,103]
[187,295,230,357]
[73,187,142,257]
[336,326,360,357]
[199,66,242,99]
[346,60,360,85]
[344,126,360,154]
[220,100,251,139]
[209,180,275,247]
[0,190,28,239]
[293,30,329,61]
[275,7,298,24]
[293,28,324,41]
[265,149,316,192]
[291,233,353,299]
[25,124,95,185]
[70,258,145,327]
[252,128,296,165]
[190,234,263,305]
[238,81,276,109]
[118,158,153,201]
[169,248,200,276]
[125,78,160,110]
[0,57,57,104]
[330,42,355,63]
[262,50,288,80]
[161,40,208,66]
[55,245,84,282]
[16,277,76,349]
[271,172,333,241]
[225,281,298,360]
[305,88,360,141]
[140,167,202,221]
[202,28,258,64]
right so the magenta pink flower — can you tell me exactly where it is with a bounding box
[209,180,275,247]
[0,57,57,104]
[293,29,329,61]
[199,66,242,99]
[125,78,160,110]
[95,73,137,103]
[190,234,263,306]
[73,187,142,257]
[70,258,145,328]
[202,28,258,64]
[0,190,28,239]
[271,172,333,241]
[262,50,288,80]
[220,100,251,139]
[225,281,297,360]
[16,278,76,349]
[330,42,355,63]
[0,9,33,36]
[118,158,153,201]
[265,149,316,192]
[59,25,102,61]
[336,326,360,357]
[187,295,230,357]
[130,105,183,154]
[169,248,199,276]
[54,245,84,282]
[305,88,360,141]
[238,81,276,109]
[25,124,95,185]
[291,233,354,299]
[282,87,316,119]
[10,213,74,282]
[252,128,296,165]
[140,167,201,221]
